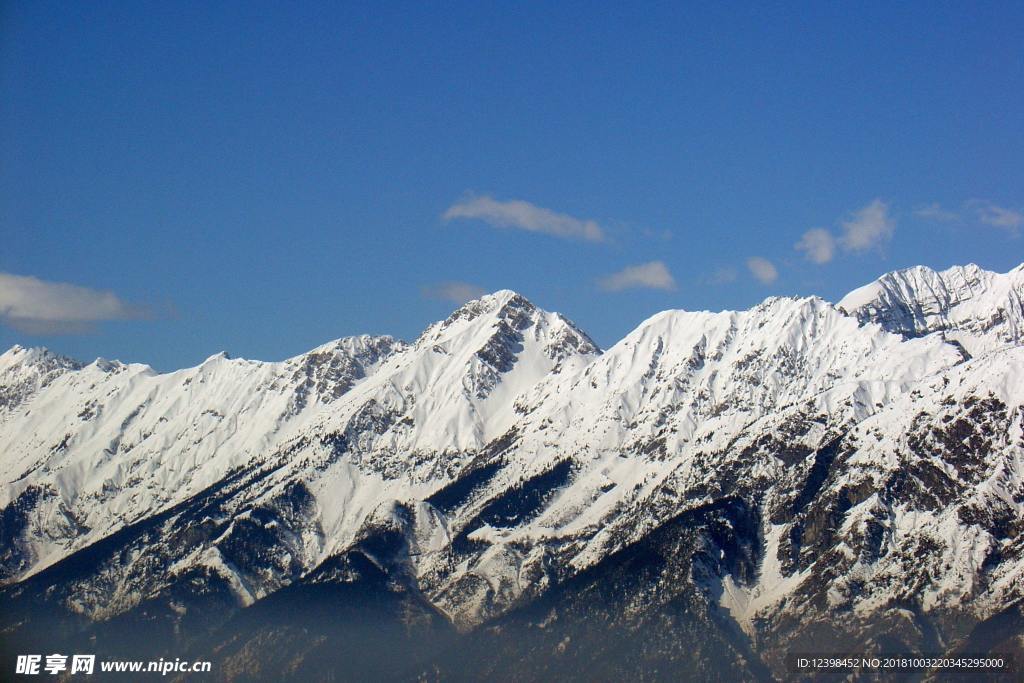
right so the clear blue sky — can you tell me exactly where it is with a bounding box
[2,1,1022,370]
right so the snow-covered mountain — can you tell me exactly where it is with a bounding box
[839,262,1024,355]
[2,265,1022,681]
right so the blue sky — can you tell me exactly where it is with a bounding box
[2,1,1022,370]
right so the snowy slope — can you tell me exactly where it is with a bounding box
[1,264,1022,679]
[0,290,600,584]
[0,345,83,413]
[839,262,1024,356]
[0,335,405,580]
[412,295,965,623]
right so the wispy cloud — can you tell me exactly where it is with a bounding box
[641,227,674,241]
[422,280,487,305]
[746,257,778,285]
[839,199,895,252]
[794,228,836,264]
[707,266,738,285]
[969,200,1023,234]
[914,203,960,222]
[795,199,894,264]
[0,272,148,334]
[443,195,606,242]
[599,261,676,292]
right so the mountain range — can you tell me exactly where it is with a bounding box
[2,262,1023,681]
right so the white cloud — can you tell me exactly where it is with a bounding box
[708,266,738,285]
[970,200,1023,234]
[641,227,674,241]
[443,195,605,242]
[839,199,895,252]
[422,281,487,305]
[599,261,676,292]
[0,272,147,334]
[914,203,960,222]
[746,257,778,285]
[794,228,836,264]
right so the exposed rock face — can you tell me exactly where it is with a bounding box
[1,266,1022,680]
[839,262,1024,354]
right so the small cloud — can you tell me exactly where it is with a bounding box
[914,203,960,222]
[0,272,148,335]
[599,261,677,292]
[969,200,1023,234]
[839,199,895,252]
[794,228,836,264]
[443,194,605,242]
[746,257,778,285]
[793,200,894,268]
[422,281,487,305]
[707,266,738,285]
[641,227,674,241]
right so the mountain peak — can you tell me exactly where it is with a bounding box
[3,343,41,360]
[2,262,1023,678]
[0,345,84,413]
[483,288,528,304]
[300,334,406,363]
[1,344,82,371]
[452,289,535,320]
[417,290,537,345]
[838,261,1024,352]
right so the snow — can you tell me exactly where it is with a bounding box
[719,524,810,635]
[838,262,1024,354]
[1,262,1023,634]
